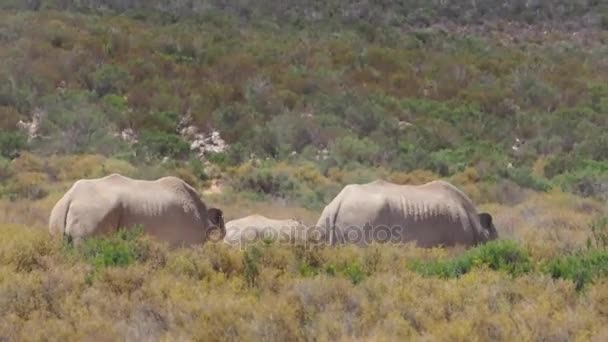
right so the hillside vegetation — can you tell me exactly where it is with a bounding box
[0,1,608,340]
[0,1,607,207]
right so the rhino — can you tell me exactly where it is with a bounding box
[223,214,308,247]
[48,173,225,248]
[314,179,498,247]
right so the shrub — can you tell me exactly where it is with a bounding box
[330,135,381,167]
[69,226,147,272]
[0,106,23,130]
[243,245,262,287]
[100,94,129,127]
[144,111,180,133]
[34,91,117,155]
[503,167,552,192]
[0,224,59,273]
[89,64,131,97]
[0,131,27,159]
[322,260,368,285]
[230,164,298,199]
[388,169,439,185]
[544,250,608,291]
[166,250,215,281]
[551,160,608,200]
[544,154,579,179]
[4,172,49,200]
[409,240,532,278]
[134,130,190,161]
[341,262,366,285]
[587,216,608,250]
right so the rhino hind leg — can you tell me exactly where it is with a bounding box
[65,201,121,243]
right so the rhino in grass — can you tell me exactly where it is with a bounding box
[315,179,498,247]
[48,173,225,248]
[223,214,308,247]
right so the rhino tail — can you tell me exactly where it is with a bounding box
[49,195,71,239]
[328,199,344,247]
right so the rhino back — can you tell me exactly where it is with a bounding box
[117,177,209,246]
[331,181,478,246]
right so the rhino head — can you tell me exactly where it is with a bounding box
[206,207,226,242]
[478,212,498,241]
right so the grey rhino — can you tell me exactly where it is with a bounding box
[48,173,225,247]
[223,214,308,246]
[314,179,498,247]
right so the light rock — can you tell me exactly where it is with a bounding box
[16,108,45,142]
[120,128,138,144]
[398,120,413,130]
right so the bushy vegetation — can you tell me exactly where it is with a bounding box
[1,2,608,340]
[3,0,607,29]
[409,240,532,279]
[2,219,608,340]
[0,2,606,206]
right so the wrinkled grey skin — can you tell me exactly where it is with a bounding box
[315,179,499,248]
[49,173,225,248]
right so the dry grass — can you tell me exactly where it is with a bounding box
[0,222,607,341]
[1,163,607,340]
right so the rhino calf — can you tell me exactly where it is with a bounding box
[223,214,309,247]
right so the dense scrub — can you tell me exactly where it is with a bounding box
[3,0,608,29]
[0,3,607,207]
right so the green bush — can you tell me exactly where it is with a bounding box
[64,227,149,279]
[331,135,381,167]
[135,130,190,161]
[409,240,532,278]
[551,160,608,200]
[544,153,580,179]
[100,94,129,127]
[342,262,366,285]
[34,91,118,155]
[231,166,298,199]
[544,250,608,291]
[0,131,27,159]
[321,260,368,285]
[243,245,262,287]
[503,167,552,192]
[3,172,49,200]
[145,111,181,133]
[298,261,319,277]
[90,64,131,97]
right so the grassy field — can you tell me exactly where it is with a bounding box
[1,161,608,341]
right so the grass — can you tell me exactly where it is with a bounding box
[1,200,608,340]
[0,158,607,339]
